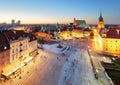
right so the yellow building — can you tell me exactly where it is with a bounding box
[59,30,83,40]
[102,38,120,55]
[72,29,83,38]
[102,27,120,56]
[59,30,71,39]
[10,26,26,31]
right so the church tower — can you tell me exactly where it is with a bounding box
[98,12,104,32]
[73,18,77,26]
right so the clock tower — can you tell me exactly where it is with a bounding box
[98,12,104,32]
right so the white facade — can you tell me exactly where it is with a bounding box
[10,37,29,63]
[29,40,37,53]
[29,39,38,57]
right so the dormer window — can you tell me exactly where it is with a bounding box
[116,29,120,35]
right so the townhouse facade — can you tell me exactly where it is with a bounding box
[0,30,38,77]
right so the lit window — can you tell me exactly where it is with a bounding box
[106,48,108,50]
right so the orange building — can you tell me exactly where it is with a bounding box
[35,32,53,38]
[0,34,10,77]
[102,26,120,56]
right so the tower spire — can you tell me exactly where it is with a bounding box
[100,11,102,17]
[98,11,105,32]
[99,11,103,22]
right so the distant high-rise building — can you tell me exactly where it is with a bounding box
[11,19,15,25]
[17,20,21,25]
[97,12,105,32]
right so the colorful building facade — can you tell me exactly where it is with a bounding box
[0,30,38,77]
[102,26,120,56]
[0,34,10,77]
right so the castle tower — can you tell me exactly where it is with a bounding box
[98,12,104,32]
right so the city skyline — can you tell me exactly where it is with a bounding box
[0,0,120,24]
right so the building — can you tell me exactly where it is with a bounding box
[28,34,38,57]
[16,20,21,25]
[0,34,10,77]
[4,31,30,62]
[73,18,77,26]
[97,12,105,33]
[102,26,120,56]
[0,30,38,77]
[9,26,26,31]
[71,29,83,38]
[73,18,89,28]
[11,19,15,25]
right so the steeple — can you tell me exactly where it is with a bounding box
[99,11,103,22]
[100,11,102,16]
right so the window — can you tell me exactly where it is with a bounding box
[2,53,4,58]
[106,48,108,50]
[12,49,14,54]
[12,56,14,61]
[16,48,18,52]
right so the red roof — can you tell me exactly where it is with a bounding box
[106,26,120,38]
[0,34,9,52]
[0,30,37,52]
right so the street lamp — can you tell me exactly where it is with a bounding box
[96,69,99,73]
[112,58,115,60]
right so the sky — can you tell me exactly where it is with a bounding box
[0,0,120,24]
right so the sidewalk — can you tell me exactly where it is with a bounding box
[1,56,34,78]
[88,50,114,85]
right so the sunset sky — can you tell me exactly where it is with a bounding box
[0,0,120,24]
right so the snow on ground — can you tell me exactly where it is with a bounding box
[41,43,99,85]
[43,44,69,54]
[103,57,112,63]
[58,48,99,85]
